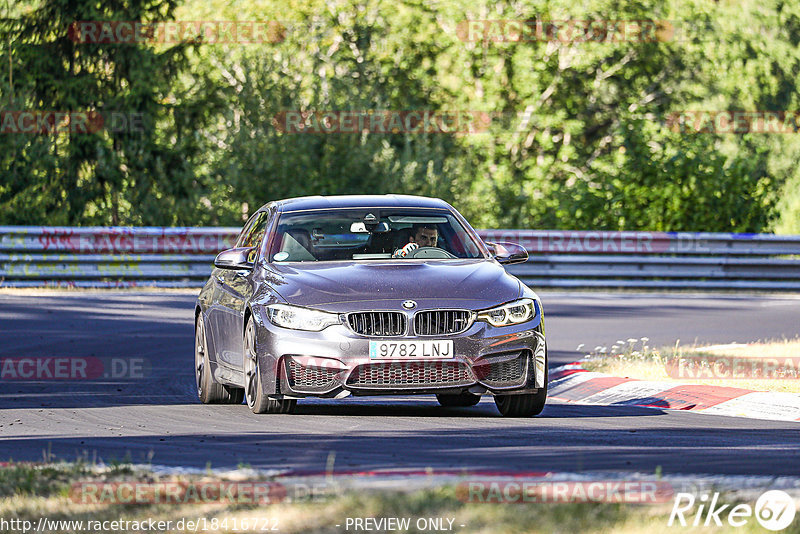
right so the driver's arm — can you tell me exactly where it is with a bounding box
[392,242,419,258]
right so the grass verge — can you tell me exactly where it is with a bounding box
[1,462,799,533]
[582,338,800,393]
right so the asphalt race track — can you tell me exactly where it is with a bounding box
[1,291,799,477]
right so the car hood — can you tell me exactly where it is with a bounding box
[259,259,521,312]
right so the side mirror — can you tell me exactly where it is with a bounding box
[214,247,256,270]
[486,241,528,265]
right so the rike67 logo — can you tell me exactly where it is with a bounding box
[669,490,796,531]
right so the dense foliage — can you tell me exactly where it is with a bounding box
[1,0,799,231]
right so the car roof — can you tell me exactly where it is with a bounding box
[268,195,453,213]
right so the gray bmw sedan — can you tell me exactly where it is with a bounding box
[195,195,547,417]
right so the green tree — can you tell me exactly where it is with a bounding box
[3,0,800,233]
[0,0,218,225]
[192,0,470,225]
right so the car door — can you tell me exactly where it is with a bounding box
[213,210,270,369]
[205,213,259,366]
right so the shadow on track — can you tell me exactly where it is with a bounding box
[290,399,665,419]
[0,294,199,409]
[1,418,799,476]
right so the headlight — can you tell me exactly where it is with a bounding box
[476,298,538,327]
[266,304,341,331]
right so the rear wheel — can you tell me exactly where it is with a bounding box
[195,314,244,404]
[243,318,296,414]
[436,392,481,407]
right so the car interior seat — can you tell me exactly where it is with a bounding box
[279,228,316,261]
[393,227,414,250]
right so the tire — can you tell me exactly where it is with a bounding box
[195,314,244,404]
[436,392,481,407]
[494,357,548,417]
[243,318,296,414]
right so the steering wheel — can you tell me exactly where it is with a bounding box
[406,246,456,259]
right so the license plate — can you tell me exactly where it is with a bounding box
[369,340,454,359]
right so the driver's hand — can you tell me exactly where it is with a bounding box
[392,242,419,258]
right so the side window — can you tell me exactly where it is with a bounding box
[239,212,269,248]
[236,213,260,248]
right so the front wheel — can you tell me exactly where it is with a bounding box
[494,391,546,417]
[494,357,547,417]
[243,318,296,414]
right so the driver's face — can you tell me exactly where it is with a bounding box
[413,228,438,247]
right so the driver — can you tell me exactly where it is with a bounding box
[392,224,439,258]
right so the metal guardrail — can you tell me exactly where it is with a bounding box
[1,227,800,289]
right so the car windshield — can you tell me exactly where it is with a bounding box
[268,209,485,262]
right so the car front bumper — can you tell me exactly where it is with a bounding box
[251,308,546,398]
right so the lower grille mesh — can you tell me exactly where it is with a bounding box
[347,361,474,388]
[476,352,528,387]
[286,360,339,392]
